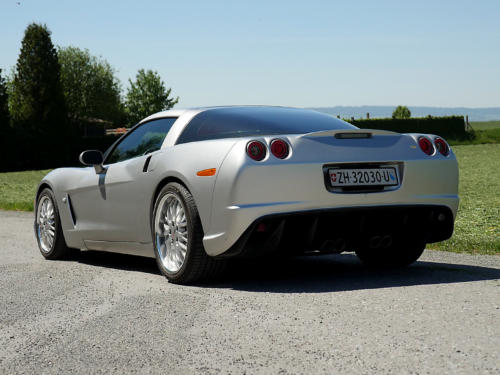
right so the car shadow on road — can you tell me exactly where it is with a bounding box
[75,250,161,275]
[209,253,500,293]
[74,250,500,294]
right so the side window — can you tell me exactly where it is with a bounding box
[105,117,177,164]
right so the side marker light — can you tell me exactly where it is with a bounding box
[197,168,217,177]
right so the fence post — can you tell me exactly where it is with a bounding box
[366,112,370,119]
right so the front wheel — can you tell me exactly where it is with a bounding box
[34,188,73,259]
[152,182,224,284]
[355,240,426,267]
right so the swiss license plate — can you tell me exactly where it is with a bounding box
[329,167,398,187]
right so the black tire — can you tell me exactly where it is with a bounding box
[152,182,225,284]
[355,240,426,268]
[34,188,73,259]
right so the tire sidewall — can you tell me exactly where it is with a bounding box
[152,183,195,280]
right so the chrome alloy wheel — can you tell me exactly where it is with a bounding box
[36,196,56,253]
[154,193,189,273]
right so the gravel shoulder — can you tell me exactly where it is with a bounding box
[1,210,499,374]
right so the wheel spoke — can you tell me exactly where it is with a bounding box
[154,192,190,273]
[178,233,188,243]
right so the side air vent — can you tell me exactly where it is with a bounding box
[143,155,152,172]
[67,194,77,226]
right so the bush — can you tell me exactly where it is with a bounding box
[392,105,411,119]
[346,116,470,140]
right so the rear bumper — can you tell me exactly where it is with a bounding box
[212,204,454,258]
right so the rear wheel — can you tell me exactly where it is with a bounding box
[152,182,224,284]
[355,240,425,267]
[35,188,73,259]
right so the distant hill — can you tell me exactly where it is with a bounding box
[310,106,500,122]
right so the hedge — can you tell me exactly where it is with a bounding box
[346,116,470,140]
[0,130,120,172]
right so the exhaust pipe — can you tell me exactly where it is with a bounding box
[381,235,393,249]
[369,235,382,249]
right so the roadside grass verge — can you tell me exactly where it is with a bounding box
[427,143,500,254]
[0,144,498,254]
[0,169,51,211]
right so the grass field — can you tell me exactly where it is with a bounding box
[447,127,500,146]
[470,120,500,130]
[0,169,51,211]
[0,145,498,254]
[427,144,499,254]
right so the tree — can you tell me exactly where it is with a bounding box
[125,69,179,125]
[0,68,12,170]
[392,105,411,119]
[58,46,124,124]
[0,69,9,129]
[9,23,69,168]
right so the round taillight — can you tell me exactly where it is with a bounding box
[434,137,449,156]
[418,137,434,155]
[246,140,266,161]
[270,139,289,159]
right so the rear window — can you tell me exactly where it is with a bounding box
[176,107,356,144]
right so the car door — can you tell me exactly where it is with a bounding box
[77,117,177,246]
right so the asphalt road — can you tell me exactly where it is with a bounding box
[0,210,499,374]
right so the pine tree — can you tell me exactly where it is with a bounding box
[10,23,69,168]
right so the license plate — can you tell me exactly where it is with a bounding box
[329,167,398,187]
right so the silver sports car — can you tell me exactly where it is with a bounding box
[34,106,459,283]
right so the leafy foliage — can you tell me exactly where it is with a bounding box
[0,69,9,128]
[125,69,179,125]
[58,46,124,125]
[392,105,411,119]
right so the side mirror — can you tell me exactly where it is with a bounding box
[79,150,105,174]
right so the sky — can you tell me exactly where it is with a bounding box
[1,0,499,108]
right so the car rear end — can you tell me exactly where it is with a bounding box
[204,129,458,257]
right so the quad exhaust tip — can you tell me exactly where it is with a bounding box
[369,235,393,249]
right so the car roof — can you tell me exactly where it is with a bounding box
[139,105,305,124]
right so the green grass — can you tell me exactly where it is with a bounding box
[427,144,500,254]
[448,128,500,146]
[1,145,499,254]
[470,120,500,130]
[0,169,51,211]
